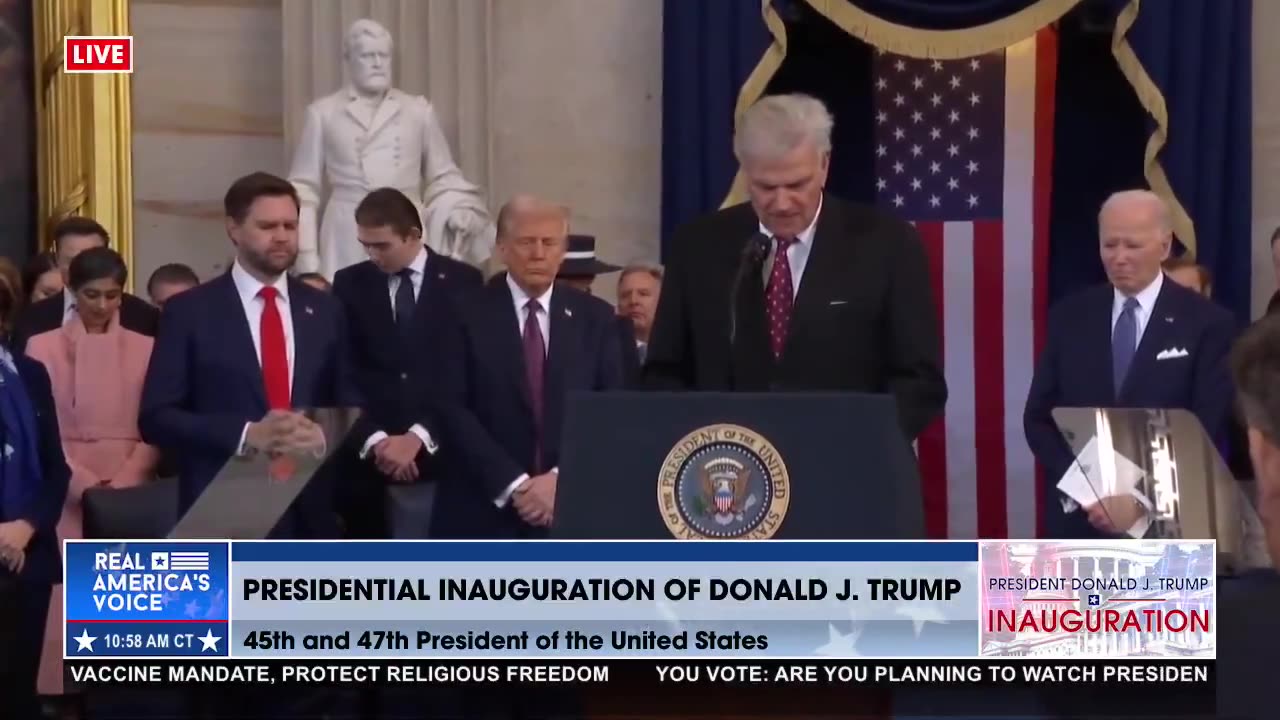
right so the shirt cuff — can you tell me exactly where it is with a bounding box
[408,424,439,455]
[495,474,530,508]
[1125,489,1153,538]
[360,431,389,460]
[236,423,252,456]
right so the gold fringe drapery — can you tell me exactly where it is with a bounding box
[805,0,1081,59]
[721,0,1080,207]
[32,0,134,280]
[1110,0,1195,257]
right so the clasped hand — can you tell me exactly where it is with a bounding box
[1085,494,1144,535]
[513,472,557,527]
[245,410,325,457]
[374,434,423,483]
[0,519,34,573]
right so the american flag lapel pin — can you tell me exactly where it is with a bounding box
[565,307,573,317]
[1164,316,1174,323]
[305,305,314,315]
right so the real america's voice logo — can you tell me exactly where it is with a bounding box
[65,541,231,658]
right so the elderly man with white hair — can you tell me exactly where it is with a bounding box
[1024,189,1237,539]
[645,92,947,443]
[288,18,495,278]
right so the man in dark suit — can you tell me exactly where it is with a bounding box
[139,172,364,540]
[555,233,643,387]
[332,187,481,538]
[645,93,946,440]
[434,196,624,539]
[0,348,71,720]
[11,216,157,352]
[1024,190,1236,539]
[617,263,663,368]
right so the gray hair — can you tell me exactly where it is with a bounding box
[343,19,392,57]
[733,94,834,163]
[618,263,664,285]
[1099,189,1171,235]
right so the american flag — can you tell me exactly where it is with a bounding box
[874,30,1057,539]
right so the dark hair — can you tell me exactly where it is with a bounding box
[1161,255,1213,292]
[0,258,21,336]
[224,172,299,224]
[52,216,110,251]
[20,253,56,300]
[354,188,423,238]
[68,246,128,291]
[1272,226,1280,248]
[1234,315,1280,444]
[147,263,200,295]
[296,272,331,290]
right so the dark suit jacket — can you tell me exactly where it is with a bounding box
[333,254,481,445]
[138,273,363,538]
[1218,569,1280,719]
[616,316,642,388]
[1023,277,1236,538]
[12,291,157,354]
[4,354,72,586]
[644,197,947,440]
[433,276,625,538]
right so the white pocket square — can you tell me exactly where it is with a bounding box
[828,300,848,306]
[1155,347,1189,360]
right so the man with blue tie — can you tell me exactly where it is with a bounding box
[139,172,364,540]
[1024,190,1236,539]
[332,187,481,538]
[433,195,624,539]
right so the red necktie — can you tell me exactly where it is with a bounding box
[258,286,290,409]
[766,237,797,360]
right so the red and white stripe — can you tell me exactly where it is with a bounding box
[917,29,1056,539]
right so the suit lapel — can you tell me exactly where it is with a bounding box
[1121,281,1178,402]
[783,203,844,365]
[544,291,577,425]
[488,279,533,416]
[288,279,316,406]
[217,275,266,407]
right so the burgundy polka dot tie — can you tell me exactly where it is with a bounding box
[766,236,797,360]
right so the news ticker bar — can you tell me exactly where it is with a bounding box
[66,658,1213,689]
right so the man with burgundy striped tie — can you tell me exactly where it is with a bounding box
[646,93,947,442]
[431,195,624,539]
[140,172,365,540]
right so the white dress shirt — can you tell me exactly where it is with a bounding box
[359,246,439,459]
[758,195,822,299]
[1110,271,1164,350]
[495,274,556,508]
[231,261,295,455]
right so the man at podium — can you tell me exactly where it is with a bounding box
[644,93,946,440]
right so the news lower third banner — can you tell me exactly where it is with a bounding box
[63,540,1215,662]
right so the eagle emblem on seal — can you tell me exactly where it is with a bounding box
[699,457,758,526]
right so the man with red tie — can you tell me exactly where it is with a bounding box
[645,93,946,441]
[139,172,363,539]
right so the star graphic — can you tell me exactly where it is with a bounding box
[198,629,222,652]
[947,177,959,191]
[815,622,862,657]
[876,178,887,191]
[654,597,683,632]
[967,194,979,208]
[949,75,962,89]
[184,600,200,618]
[969,58,981,71]
[911,76,923,90]
[74,628,97,652]
[895,603,948,638]
[931,59,943,71]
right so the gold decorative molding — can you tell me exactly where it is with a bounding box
[33,0,134,285]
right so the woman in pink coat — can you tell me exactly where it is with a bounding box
[26,247,159,697]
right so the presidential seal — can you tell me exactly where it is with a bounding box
[657,424,790,539]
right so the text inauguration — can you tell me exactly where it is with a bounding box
[239,577,895,602]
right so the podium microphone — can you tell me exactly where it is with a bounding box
[728,232,771,346]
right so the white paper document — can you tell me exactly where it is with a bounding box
[1056,436,1151,538]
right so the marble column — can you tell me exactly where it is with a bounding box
[281,0,492,195]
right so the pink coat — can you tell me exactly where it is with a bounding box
[27,312,159,695]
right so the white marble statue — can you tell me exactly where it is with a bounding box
[288,18,495,277]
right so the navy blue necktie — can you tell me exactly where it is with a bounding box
[1112,296,1140,393]
[393,268,415,335]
